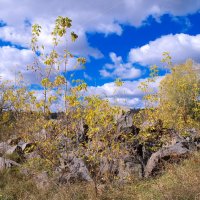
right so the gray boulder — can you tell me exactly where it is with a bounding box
[18,141,36,153]
[0,157,20,171]
[5,145,23,156]
[0,142,11,155]
[0,142,23,156]
[99,156,143,182]
[144,142,190,178]
[7,136,22,145]
[58,152,92,183]
[117,109,139,135]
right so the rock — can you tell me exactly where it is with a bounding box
[0,142,11,155]
[78,124,89,143]
[99,156,143,182]
[76,119,89,143]
[58,152,92,183]
[186,128,199,139]
[31,129,47,141]
[24,151,41,160]
[0,142,23,157]
[123,156,143,178]
[5,145,23,155]
[167,129,185,145]
[99,157,119,180]
[7,136,22,145]
[57,135,74,152]
[144,142,190,178]
[117,109,139,135]
[0,157,20,171]
[1,140,36,163]
[18,141,36,153]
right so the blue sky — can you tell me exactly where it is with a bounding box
[84,12,200,85]
[0,0,200,108]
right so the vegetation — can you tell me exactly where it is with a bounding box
[0,16,200,199]
[134,56,200,150]
[1,152,200,200]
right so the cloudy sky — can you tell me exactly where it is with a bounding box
[0,0,200,108]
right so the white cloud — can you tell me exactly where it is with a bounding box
[107,97,141,108]
[32,89,65,112]
[0,23,103,59]
[86,76,164,108]
[100,52,141,79]
[31,75,163,110]
[0,46,85,83]
[0,1,199,80]
[0,26,31,47]
[1,0,200,31]
[0,0,200,107]
[0,46,34,81]
[1,0,200,46]
[129,33,200,66]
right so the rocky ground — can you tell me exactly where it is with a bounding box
[1,110,200,191]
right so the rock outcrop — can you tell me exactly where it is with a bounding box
[0,111,199,185]
[117,109,140,135]
[144,142,190,178]
[57,152,93,183]
[0,157,20,171]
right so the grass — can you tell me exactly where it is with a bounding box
[101,152,200,200]
[1,152,200,200]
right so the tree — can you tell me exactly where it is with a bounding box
[25,16,132,194]
[134,57,200,148]
[30,16,85,116]
[158,59,200,132]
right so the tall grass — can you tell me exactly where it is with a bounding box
[1,152,200,200]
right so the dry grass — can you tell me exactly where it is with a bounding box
[1,152,200,200]
[101,152,200,200]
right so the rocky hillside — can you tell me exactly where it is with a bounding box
[1,109,200,190]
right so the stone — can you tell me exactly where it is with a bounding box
[5,145,23,156]
[18,141,36,153]
[0,157,20,171]
[117,109,139,135]
[0,142,11,155]
[58,152,92,183]
[144,142,190,178]
[99,156,143,182]
[24,151,41,160]
[123,156,143,178]
[7,136,22,145]
[0,142,23,157]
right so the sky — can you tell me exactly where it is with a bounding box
[0,0,200,109]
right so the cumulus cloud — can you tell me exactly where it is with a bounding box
[86,76,164,108]
[0,25,31,47]
[32,89,66,112]
[31,76,163,110]
[30,75,163,110]
[1,0,200,108]
[107,97,141,108]
[0,0,200,50]
[129,33,200,66]
[0,46,34,81]
[1,1,200,81]
[100,52,141,79]
[0,24,103,59]
[0,46,85,83]
[1,0,200,33]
